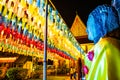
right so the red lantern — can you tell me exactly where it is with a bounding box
[33,40,36,46]
[30,39,35,47]
[6,27,11,38]
[47,47,50,51]
[12,30,16,36]
[3,27,7,35]
[36,41,41,47]
[53,49,56,53]
[11,29,17,38]
[14,31,19,40]
[38,46,43,50]
[7,27,11,34]
[17,33,22,39]
[26,37,30,46]
[59,51,63,56]
[41,44,44,48]
[21,35,27,44]
[0,24,5,33]
[30,39,33,45]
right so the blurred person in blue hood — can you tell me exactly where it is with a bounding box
[84,4,120,80]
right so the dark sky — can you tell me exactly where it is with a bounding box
[50,0,111,28]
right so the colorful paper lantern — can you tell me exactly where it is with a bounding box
[83,65,89,74]
[87,50,94,61]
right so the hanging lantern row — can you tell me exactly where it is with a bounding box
[0,0,82,60]
[47,4,85,55]
[0,20,72,60]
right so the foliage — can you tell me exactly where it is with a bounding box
[6,67,28,80]
[0,70,2,75]
[57,63,70,75]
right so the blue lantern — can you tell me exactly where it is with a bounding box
[36,0,40,8]
[27,0,32,4]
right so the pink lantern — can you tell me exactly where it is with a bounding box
[87,50,94,61]
[83,65,89,74]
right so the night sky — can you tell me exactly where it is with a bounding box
[51,0,111,28]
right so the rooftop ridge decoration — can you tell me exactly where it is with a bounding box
[71,14,87,37]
